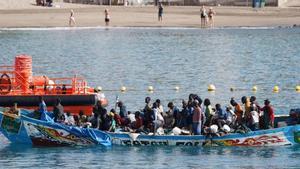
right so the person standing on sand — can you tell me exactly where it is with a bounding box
[158,2,163,22]
[104,8,110,26]
[208,7,216,28]
[200,6,207,28]
[69,9,76,27]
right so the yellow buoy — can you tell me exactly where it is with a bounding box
[208,84,216,92]
[148,86,154,92]
[273,85,280,92]
[120,86,127,92]
[174,86,180,91]
[252,85,257,92]
[96,86,102,92]
[296,85,300,92]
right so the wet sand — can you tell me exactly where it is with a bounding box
[0,3,300,28]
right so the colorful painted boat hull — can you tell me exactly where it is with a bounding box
[0,110,111,147]
[109,125,300,146]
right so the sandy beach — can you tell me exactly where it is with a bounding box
[0,1,300,28]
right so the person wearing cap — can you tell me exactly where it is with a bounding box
[260,99,274,129]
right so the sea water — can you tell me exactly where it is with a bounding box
[0,27,300,168]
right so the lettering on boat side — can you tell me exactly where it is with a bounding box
[0,115,21,134]
[116,139,202,146]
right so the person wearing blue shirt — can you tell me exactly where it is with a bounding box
[117,101,127,118]
[216,104,227,129]
[38,96,47,114]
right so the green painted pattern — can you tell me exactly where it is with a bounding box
[294,131,300,143]
[0,115,21,134]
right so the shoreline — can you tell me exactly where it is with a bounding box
[0,24,299,30]
[0,5,300,28]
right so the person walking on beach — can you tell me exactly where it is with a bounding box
[69,9,76,27]
[104,8,110,26]
[208,7,216,28]
[200,6,207,28]
[158,2,163,22]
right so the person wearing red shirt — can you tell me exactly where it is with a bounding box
[260,99,274,129]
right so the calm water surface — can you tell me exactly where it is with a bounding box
[0,27,300,168]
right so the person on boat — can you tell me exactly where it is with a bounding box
[250,96,263,129]
[230,98,243,126]
[241,96,251,121]
[8,103,20,116]
[260,99,274,129]
[143,97,152,129]
[187,94,195,133]
[192,100,203,135]
[93,100,107,128]
[62,84,67,94]
[225,105,236,127]
[167,102,180,127]
[128,111,136,124]
[155,99,164,114]
[287,109,300,126]
[249,105,259,131]
[38,96,47,114]
[101,111,115,132]
[215,104,227,130]
[163,105,175,130]
[117,101,128,120]
[128,111,144,133]
[111,108,122,127]
[152,102,164,132]
[178,100,189,129]
[65,112,75,126]
[53,98,64,123]
[203,98,214,127]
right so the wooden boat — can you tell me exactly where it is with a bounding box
[0,55,107,116]
[109,125,300,147]
[1,107,300,147]
[0,108,111,147]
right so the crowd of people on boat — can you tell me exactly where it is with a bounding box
[30,93,278,136]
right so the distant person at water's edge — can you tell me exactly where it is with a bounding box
[208,7,216,28]
[104,8,110,26]
[69,9,76,27]
[158,2,163,22]
[200,6,207,28]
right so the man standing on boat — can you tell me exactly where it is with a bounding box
[192,100,202,135]
[260,99,274,129]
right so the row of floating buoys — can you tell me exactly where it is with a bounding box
[94,85,300,93]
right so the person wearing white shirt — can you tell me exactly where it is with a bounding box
[250,106,259,131]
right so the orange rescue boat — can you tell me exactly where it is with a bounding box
[0,55,107,115]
